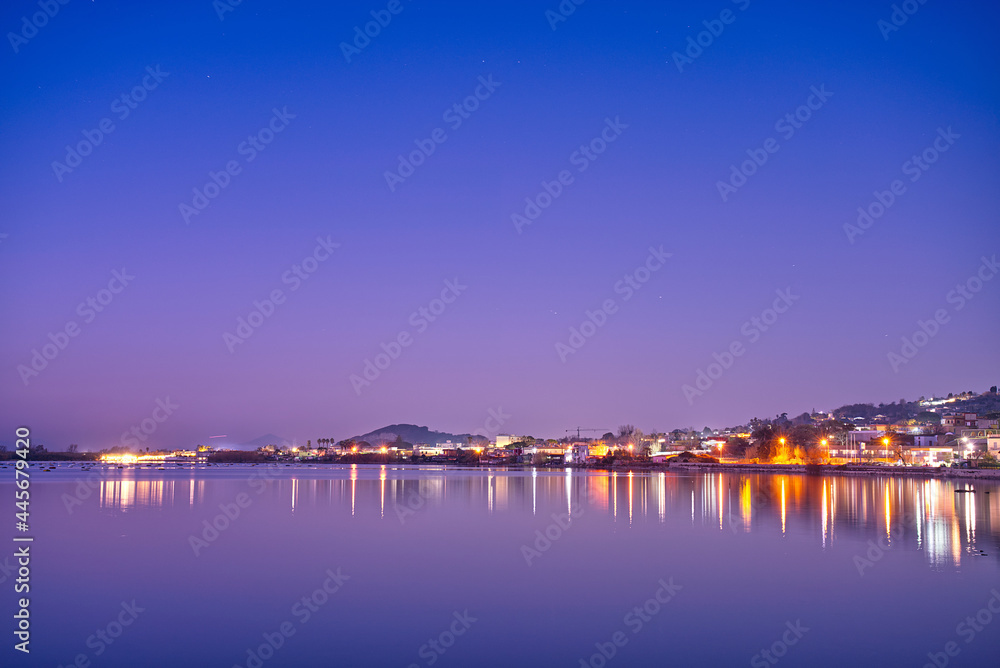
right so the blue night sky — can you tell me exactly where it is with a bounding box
[1,0,998,449]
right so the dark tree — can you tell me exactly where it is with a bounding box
[726,437,750,458]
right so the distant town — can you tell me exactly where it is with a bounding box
[8,386,1000,471]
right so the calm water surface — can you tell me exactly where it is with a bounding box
[3,464,999,667]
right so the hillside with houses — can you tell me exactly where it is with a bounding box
[223,387,1000,469]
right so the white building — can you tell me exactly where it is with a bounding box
[495,434,525,448]
[413,443,447,456]
[435,440,463,450]
[908,446,953,466]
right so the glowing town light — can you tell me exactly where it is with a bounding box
[100,454,139,464]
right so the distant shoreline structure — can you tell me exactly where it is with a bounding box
[8,458,1000,480]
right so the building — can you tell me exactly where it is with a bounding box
[495,434,525,448]
[827,431,894,463]
[942,413,978,429]
[958,429,1000,459]
[566,442,611,463]
[568,443,590,464]
[522,444,568,463]
[701,438,726,454]
[413,444,448,457]
[907,445,953,466]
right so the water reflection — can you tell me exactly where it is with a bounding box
[95,466,999,568]
[100,478,204,509]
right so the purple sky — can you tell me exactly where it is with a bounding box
[1,1,998,450]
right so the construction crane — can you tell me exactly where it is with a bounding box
[565,427,608,440]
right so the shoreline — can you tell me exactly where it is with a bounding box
[613,461,1000,480]
[13,458,1000,480]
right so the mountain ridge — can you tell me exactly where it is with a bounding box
[350,423,484,446]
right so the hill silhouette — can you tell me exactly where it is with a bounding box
[351,423,483,446]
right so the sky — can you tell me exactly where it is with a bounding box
[1,0,998,450]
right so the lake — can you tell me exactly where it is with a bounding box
[4,464,999,667]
